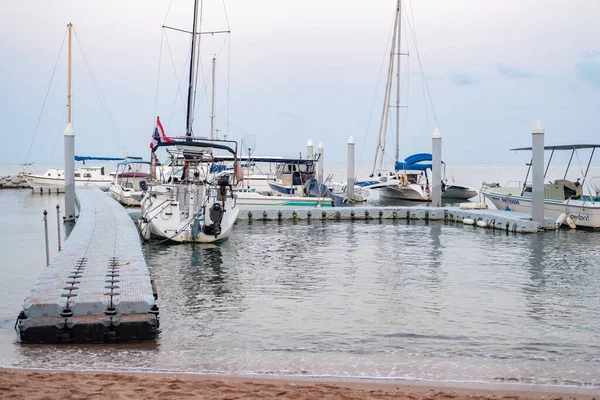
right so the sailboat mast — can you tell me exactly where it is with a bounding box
[210,56,216,140]
[67,23,72,124]
[395,0,401,163]
[185,0,200,136]
[371,9,399,176]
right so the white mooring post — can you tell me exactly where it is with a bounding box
[318,142,324,184]
[347,135,355,202]
[532,120,545,227]
[307,139,314,160]
[431,127,442,207]
[64,123,76,221]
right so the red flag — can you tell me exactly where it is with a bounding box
[150,116,175,149]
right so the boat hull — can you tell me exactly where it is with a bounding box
[378,183,430,201]
[443,185,478,200]
[235,191,334,209]
[24,174,112,191]
[139,188,239,243]
[482,188,600,229]
[108,185,142,206]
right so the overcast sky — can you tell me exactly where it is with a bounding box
[1,0,599,166]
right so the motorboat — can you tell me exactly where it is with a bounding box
[108,158,151,206]
[481,144,600,229]
[23,156,121,191]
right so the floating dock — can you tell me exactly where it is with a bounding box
[236,206,557,233]
[16,187,159,344]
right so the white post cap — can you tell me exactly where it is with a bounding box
[432,126,441,139]
[64,123,75,136]
[348,135,355,144]
[318,142,323,149]
[532,119,544,134]
[307,139,313,146]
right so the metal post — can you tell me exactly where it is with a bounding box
[431,127,442,207]
[307,139,314,160]
[318,142,324,185]
[43,210,50,266]
[532,120,545,226]
[347,136,355,202]
[56,205,62,251]
[64,123,76,221]
[210,56,216,140]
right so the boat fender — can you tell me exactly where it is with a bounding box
[401,174,409,186]
[555,213,567,228]
[565,215,577,229]
[476,219,488,228]
[234,161,244,183]
[463,218,475,225]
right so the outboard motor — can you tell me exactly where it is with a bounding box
[139,180,148,191]
[216,174,231,202]
[203,202,224,238]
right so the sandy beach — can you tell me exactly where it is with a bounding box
[0,369,596,400]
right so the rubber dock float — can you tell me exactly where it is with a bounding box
[236,206,557,233]
[16,187,159,344]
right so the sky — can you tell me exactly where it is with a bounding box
[1,0,599,167]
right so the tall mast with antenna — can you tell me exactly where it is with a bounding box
[67,23,72,124]
[210,56,216,140]
[185,0,200,137]
[395,0,401,163]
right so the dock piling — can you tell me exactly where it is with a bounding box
[532,120,545,226]
[347,136,355,203]
[318,142,324,184]
[43,210,50,266]
[56,204,62,251]
[431,127,442,207]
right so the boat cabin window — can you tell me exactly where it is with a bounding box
[84,173,92,178]
[47,173,52,176]
[75,173,81,178]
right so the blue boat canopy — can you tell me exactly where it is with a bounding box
[395,153,444,171]
[74,156,125,162]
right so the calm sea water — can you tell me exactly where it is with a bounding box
[1,163,600,390]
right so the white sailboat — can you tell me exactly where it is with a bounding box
[481,144,600,229]
[361,1,476,202]
[138,0,239,243]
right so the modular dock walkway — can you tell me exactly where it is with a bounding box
[236,206,556,233]
[17,187,159,344]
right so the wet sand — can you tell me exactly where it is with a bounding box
[0,369,597,399]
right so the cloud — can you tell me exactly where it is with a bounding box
[450,72,477,86]
[496,63,534,79]
[576,51,600,88]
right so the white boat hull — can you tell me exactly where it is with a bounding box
[443,185,478,200]
[235,191,334,209]
[378,182,430,201]
[482,188,600,229]
[108,185,142,206]
[139,187,239,243]
[24,174,112,190]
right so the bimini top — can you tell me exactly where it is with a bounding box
[151,137,238,156]
[395,153,444,172]
[116,159,151,166]
[211,155,320,164]
[510,144,600,151]
[74,156,125,162]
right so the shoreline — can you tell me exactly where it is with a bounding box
[1,368,597,399]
